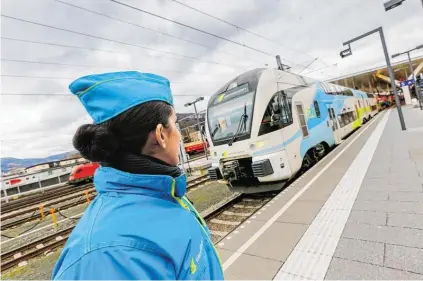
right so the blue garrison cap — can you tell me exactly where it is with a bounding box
[69,71,174,124]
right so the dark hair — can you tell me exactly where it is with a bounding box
[73,101,173,162]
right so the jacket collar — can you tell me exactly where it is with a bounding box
[94,167,187,198]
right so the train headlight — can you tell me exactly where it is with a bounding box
[249,141,265,150]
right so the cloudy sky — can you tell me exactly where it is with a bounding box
[1,0,423,158]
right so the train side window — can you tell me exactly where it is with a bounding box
[313,101,321,118]
[321,83,331,95]
[338,114,345,127]
[258,92,292,136]
[280,93,293,126]
[339,111,355,127]
[343,89,352,96]
[296,104,309,137]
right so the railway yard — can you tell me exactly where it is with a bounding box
[0,138,305,280]
[0,169,216,278]
[1,155,298,280]
[2,108,423,280]
[1,166,279,279]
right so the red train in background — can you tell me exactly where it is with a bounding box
[68,162,100,185]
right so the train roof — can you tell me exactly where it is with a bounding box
[208,68,266,107]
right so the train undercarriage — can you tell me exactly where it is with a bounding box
[208,142,330,194]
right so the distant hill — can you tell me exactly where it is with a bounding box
[1,151,78,172]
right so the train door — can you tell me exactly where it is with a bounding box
[295,103,309,137]
[361,97,368,118]
[354,104,360,122]
[327,105,342,144]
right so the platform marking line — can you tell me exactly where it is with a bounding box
[275,111,390,280]
[222,111,385,272]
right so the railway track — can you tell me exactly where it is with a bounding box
[204,193,276,243]
[186,174,210,190]
[1,176,211,232]
[1,193,96,231]
[0,190,275,272]
[1,183,93,215]
[0,227,73,272]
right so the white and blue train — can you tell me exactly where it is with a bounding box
[205,67,379,193]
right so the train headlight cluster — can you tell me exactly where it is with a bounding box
[249,141,265,150]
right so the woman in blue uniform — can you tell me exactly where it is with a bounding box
[52,71,224,280]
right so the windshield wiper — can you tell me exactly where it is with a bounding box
[228,103,248,146]
[211,123,220,138]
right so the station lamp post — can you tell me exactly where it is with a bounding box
[185,97,208,159]
[340,26,406,130]
[392,44,423,110]
[383,0,406,11]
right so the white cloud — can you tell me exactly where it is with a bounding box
[1,0,422,158]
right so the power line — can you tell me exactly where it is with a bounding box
[110,0,275,58]
[55,0,266,66]
[1,36,119,54]
[0,92,211,97]
[302,63,338,75]
[0,58,218,76]
[297,57,318,75]
[170,0,325,66]
[0,74,221,84]
[1,41,236,77]
[1,15,245,70]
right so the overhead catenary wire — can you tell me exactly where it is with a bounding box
[1,36,119,54]
[0,74,223,84]
[297,57,319,75]
[1,15,246,70]
[0,57,223,76]
[0,92,211,97]
[170,0,328,68]
[54,0,266,66]
[302,63,339,75]
[0,43,235,76]
[110,0,276,58]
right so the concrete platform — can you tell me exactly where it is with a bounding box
[217,106,423,280]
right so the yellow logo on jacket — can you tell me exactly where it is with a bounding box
[190,258,197,274]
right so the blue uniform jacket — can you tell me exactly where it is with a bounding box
[52,167,224,280]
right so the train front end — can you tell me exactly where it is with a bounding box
[205,68,302,193]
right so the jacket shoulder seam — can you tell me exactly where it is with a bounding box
[85,196,104,252]
[55,244,175,279]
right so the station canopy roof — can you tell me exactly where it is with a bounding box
[327,55,423,95]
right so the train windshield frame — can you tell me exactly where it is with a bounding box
[207,83,255,146]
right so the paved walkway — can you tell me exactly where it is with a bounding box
[217,106,423,280]
[325,106,423,279]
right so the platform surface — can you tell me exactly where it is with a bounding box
[217,106,423,280]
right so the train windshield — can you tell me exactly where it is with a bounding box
[208,88,254,145]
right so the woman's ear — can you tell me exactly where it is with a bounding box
[155,123,167,149]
